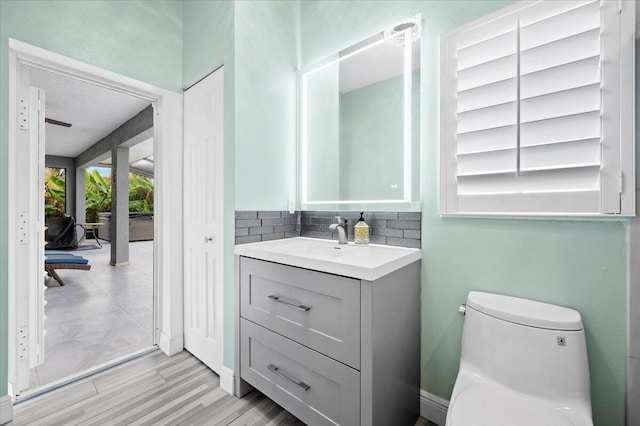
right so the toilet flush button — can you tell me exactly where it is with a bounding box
[557,336,566,346]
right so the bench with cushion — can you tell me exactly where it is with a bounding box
[45,253,91,286]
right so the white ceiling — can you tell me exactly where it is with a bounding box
[31,68,151,158]
[101,137,153,165]
[339,34,420,93]
[100,136,154,177]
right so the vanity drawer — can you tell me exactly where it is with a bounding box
[241,319,360,426]
[240,257,361,369]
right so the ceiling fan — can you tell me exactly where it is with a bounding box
[45,118,72,127]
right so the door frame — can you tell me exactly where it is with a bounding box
[7,39,185,396]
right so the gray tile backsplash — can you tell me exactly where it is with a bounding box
[235,210,421,249]
[235,211,300,245]
[301,211,421,248]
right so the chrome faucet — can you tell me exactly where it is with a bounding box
[329,216,348,244]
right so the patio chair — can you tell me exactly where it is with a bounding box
[45,253,91,286]
[45,215,80,250]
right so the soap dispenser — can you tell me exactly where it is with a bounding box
[355,212,370,246]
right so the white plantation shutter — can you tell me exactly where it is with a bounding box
[440,0,635,216]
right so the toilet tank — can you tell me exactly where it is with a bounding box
[460,292,591,403]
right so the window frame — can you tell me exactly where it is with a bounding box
[439,0,635,218]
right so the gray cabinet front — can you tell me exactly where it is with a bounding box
[241,319,360,426]
[240,257,361,369]
[236,255,421,426]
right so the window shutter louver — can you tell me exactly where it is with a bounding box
[440,0,635,216]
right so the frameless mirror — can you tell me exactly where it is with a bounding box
[300,15,421,207]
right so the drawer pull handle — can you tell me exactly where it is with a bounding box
[268,364,311,391]
[268,295,310,312]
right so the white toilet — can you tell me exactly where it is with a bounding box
[446,291,593,426]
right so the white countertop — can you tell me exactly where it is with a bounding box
[234,237,421,281]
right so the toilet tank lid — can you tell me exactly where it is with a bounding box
[466,292,583,331]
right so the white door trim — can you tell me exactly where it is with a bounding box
[28,86,46,369]
[0,395,13,424]
[7,39,185,395]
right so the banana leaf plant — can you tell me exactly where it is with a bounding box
[128,174,154,212]
[45,168,153,221]
[85,169,112,222]
[44,168,66,217]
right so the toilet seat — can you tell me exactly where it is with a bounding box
[449,383,575,426]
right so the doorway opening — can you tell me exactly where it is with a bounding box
[8,40,185,403]
[27,67,156,394]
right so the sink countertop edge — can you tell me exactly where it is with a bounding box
[234,238,421,281]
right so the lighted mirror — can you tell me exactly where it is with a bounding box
[301,15,421,207]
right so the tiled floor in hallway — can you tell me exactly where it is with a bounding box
[29,240,154,390]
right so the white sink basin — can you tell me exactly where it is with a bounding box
[234,237,421,281]
[274,239,360,257]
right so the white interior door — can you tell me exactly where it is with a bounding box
[13,78,47,393]
[183,67,224,374]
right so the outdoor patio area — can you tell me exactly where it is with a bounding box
[30,240,154,390]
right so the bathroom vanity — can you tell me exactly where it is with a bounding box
[234,237,421,426]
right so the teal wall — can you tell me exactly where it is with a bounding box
[233,0,299,362]
[338,70,420,201]
[301,2,627,425]
[182,0,233,88]
[0,3,630,425]
[234,1,299,211]
[306,62,341,201]
[0,0,183,398]
[182,0,299,366]
[339,74,404,200]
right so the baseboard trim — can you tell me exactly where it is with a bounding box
[420,389,449,426]
[159,331,183,356]
[220,366,235,396]
[0,395,13,425]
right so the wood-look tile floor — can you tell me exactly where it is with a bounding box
[14,349,434,426]
[15,349,305,426]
